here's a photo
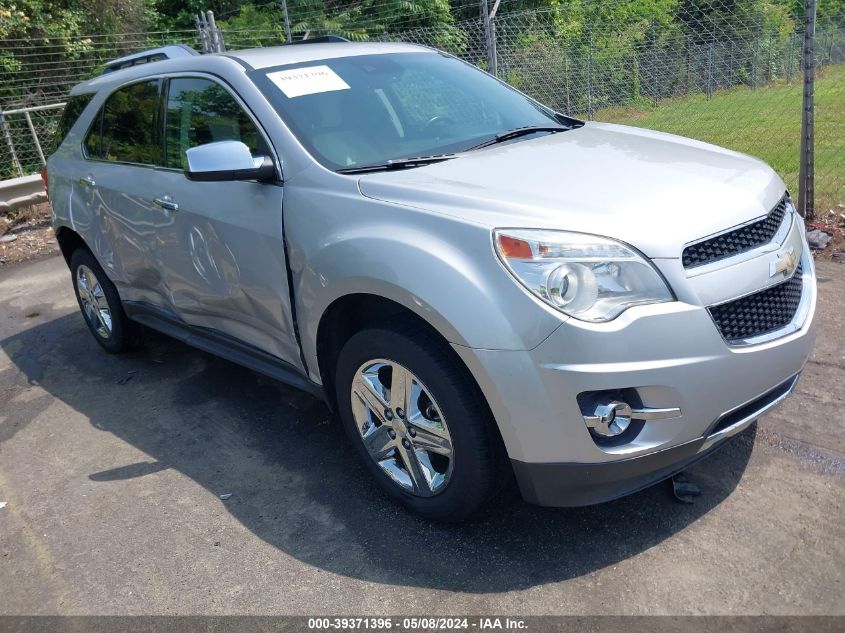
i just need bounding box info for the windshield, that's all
[251,52,564,171]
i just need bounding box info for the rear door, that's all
[148,75,301,367]
[80,79,169,305]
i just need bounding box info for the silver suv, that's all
[47,39,816,521]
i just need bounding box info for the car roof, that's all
[70,41,433,96]
[230,41,431,69]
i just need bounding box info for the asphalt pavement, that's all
[0,255,843,615]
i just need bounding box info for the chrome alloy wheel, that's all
[351,359,454,497]
[76,264,112,339]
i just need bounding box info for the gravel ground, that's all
[0,256,842,616]
[0,204,59,267]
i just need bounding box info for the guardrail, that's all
[0,102,62,211]
[0,174,46,212]
[1,102,65,179]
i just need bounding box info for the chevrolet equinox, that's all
[46,39,816,521]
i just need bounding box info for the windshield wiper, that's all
[465,125,572,151]
[335,124,574,173]
[337,154,456,174]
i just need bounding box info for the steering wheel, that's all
[421,114,456,135]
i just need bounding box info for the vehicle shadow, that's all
[0,313,755,592]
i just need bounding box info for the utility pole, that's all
[207,10,225,52]
[280,0,292,44]
[480,0,498,76]
[798,0,816,220]
[194,10,225,53]
[488,0,500,77]
[587,29,594,120]
[194,13,210,53]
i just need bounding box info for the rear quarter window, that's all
[50,94,94,154]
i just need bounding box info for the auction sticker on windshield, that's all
[267,65,351,98]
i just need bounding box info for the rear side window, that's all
[164,77,265,170]
[85,79,161,165]
[51,94,94,154]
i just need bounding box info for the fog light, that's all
[582,398,683,439]
[584,401,633,438]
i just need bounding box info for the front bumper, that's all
[511,373,798,506]
[451,241,816,507]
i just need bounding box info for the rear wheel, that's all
[70,248,140,353]
[335,322,496,521]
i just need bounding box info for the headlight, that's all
[494,229,674,322]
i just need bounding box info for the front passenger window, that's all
[165,77,266,170]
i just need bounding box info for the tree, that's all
[217,0,457,42]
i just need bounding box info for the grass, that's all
[595,64,845,214]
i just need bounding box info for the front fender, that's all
[289,196,564,383]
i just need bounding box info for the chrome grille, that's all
[708,264,803,343]
[683,196,789,269]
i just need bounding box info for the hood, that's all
[357,122,786,258]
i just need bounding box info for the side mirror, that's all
[185,140,276,182]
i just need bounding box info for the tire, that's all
[70,248,141,354]
[335,321,497,521]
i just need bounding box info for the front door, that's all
[149,75,301,368]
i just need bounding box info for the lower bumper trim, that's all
[511,436,711,507]
[701,373,798,451]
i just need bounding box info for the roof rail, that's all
[289,35,350,45]
[102,44,199,74]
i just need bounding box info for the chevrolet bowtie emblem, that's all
[770,246,798,278]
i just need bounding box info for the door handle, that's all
[153,197,179,212]
[79,176,96,187]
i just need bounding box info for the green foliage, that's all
[152,0,248,30]
[0,0,86,40]
[217,3,288,46]
[0,0,833,46]
[0,0,87,74]
[0,0,179,81]
[0,0,841,114]
[218,0,457,42]
[0,0,166,39]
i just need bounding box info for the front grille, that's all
[683,196,789,268]
[708,264,803,343]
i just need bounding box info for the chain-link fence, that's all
[1,0,843,214]
[1,103,66,179]
[0,29,197,179]
[486,7,844,215]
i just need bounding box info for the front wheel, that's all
[335,322,497,521]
